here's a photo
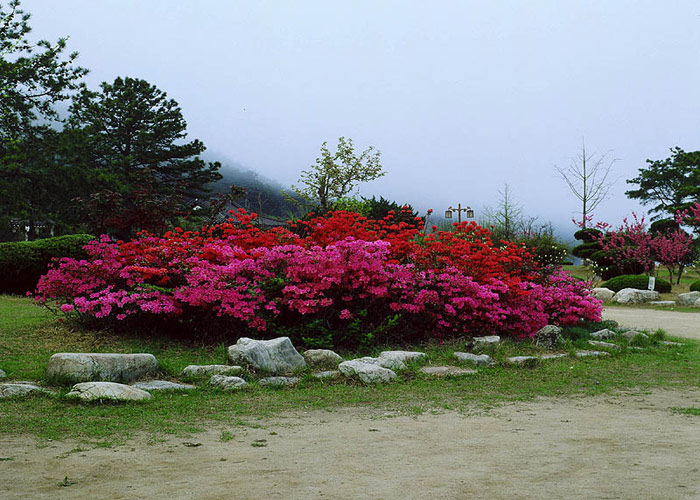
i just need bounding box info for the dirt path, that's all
[2,389,700,499]
[603,307,700,340]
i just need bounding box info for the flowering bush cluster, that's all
[36,209,601,347]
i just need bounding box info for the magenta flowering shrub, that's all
[35,214,602,347]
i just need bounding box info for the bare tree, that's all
[556,139,618,228]
[481,184,523,241]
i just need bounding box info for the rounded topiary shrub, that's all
[690,280,700,292]
[602,274,672,293]
[574,228,603,242]
[0,234,95,294]
[572,242,601,259]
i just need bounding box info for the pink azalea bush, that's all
[35,211,602,347]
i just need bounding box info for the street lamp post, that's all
[444,204,474,224]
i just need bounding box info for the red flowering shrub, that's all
[35,209,601,347]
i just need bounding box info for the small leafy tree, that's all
[292,137,384,211]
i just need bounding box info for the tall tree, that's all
[0,0,87,138]
[556,140,617,228]
[626,147,700,219]
[481,184,523,242]
[69,76,222,236]
[292,137,384,212]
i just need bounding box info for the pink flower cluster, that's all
[36,230,601,345]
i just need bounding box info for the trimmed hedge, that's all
[572,242,601,259]
[602,274,672,294]
[0,234,95,294]
[690,280,700,292]
[574,228,603,242]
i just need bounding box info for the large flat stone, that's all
[259,376,299,387]
[613,288,659,304]
[130,380,195,391]
[46,353,158,383]
[209,375,248,390]
[181,365,242,377]
[454,352,494,366]
[419,366,477,377]
[228,337,306,375]
[338,360,396,383]
[303,349,343,369]
[377,351,427,370]
[66,382,152,402]
[592,288,615,302]
[677,291,700,306]
[0,382,52,398]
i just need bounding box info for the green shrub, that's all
[574,228,603,242]
[0,234,95,294]
[602,274,672,293]
[572,242,601,259]
[690,280,700,292]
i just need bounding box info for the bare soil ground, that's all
[603,307,700,341]
[2,389,700,500]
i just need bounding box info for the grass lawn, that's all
[1,294,699,445]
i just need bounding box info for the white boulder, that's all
[228,337,306,374]
[303,349,343,369]
[677,292,700,306]
[130,380,195,391]
[454,352,494,366]
[338,360,396,383]
[209,375,248,390]
[612,288,659,304]
[592,288,615,302]
[181,365,242,377]
[66,381,152,402]
[0,382,52,398]
[46,353,158,383]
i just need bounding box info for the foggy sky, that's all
[24,1,700,237]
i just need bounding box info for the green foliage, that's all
[68,76,222,237]
[649,219,680,235]
[574,228,603,242]
[572,242,601,259]
[518,233,569,266]
[0,0,88,137]
[0,234,94,293]
[626,147,700,218]
[291,137,384,211]
[334,197,372,216]
[602,274,672,293]
[689,280,700,292]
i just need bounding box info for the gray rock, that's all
[620,330,649,341]
[303,349,343,369]
[228,337,306,375]
[209,375,248,390]
[419,366,477,377]
[575,350,610,357]
[659,341,684,346]
[46,353,158,383]
[0,369,6,379]
[677,291,700,306]
[0,382,51,398]
[454,352,494,366]
[590,328,615,340]
[592,288,615,302]
[506,356,539,365]
[377,351,427,370]
[472,335,500,346]
[311,370,341,379]
[66,382,152,402]
[540,353,568,360]
[534,325,563,349]
[259,376,300,387]
[649,301,676,306]
[613,288,659,304]
[181,365,242,377]
[338,360,396,383]
[130,380,195,391]
[588,340,621,350]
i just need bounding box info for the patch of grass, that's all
[219,430,235,442]
[672,407,700,416]
[2,295,700,442]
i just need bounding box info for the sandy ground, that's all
[603,307,700,341]
[2,389,700,500]
[2,308,699,499]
